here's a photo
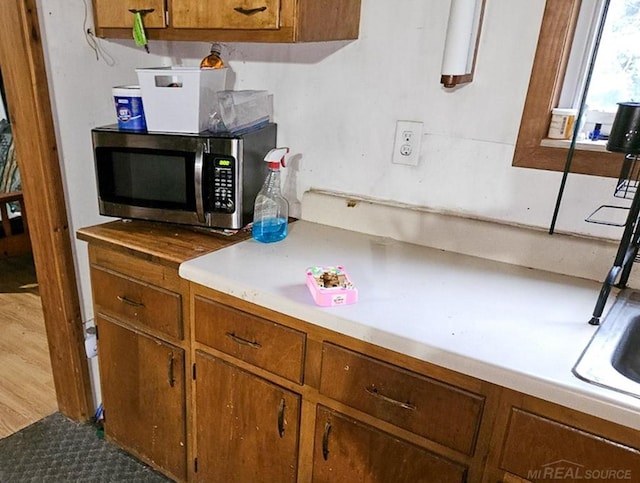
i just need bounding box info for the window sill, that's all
[540,138,608,153]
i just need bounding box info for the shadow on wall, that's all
[104,38,355,66]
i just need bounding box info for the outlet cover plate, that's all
[392,120,423,166]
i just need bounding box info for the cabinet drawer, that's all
[91,266,182,340]
[194,296,305,384]
[320,343,484,455]
[172,0,280,29]
[314,406,467,483]
[500,408,640,481]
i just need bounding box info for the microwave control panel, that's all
[211,157,236,213]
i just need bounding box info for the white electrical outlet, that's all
[392,120,423,166]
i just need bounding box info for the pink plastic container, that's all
[306,266,358,306]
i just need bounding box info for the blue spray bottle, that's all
[252,147,290,243]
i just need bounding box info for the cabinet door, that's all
[97,316,186,481]
[93,0,166,28]
[499,408,640,482]
[313,406,468,483]
[195,350,300,483]
[172,0,280,29]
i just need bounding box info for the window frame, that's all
[513,0,623,178]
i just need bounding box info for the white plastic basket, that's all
[136,67,228,133]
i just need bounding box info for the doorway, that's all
[0,68,57,437]
[0,0,92,422]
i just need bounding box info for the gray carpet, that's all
[0,412,173,482]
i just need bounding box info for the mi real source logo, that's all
[527,460,633,480]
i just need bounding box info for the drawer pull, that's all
[277,398,286,438]
[322,421,332,460]
[128,8,155,15]
[117,295,145,308]
[365,385,416,411]
[226,332,262,349]
[234,6,267,15]
[168,352,175,387]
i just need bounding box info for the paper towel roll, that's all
[441,0,485,83]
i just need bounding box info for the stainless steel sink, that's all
[612,314,640,384]
[573,289,640,399]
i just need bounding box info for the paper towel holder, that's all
[440,0,486,89]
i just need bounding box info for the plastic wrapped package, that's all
[208,90,273,134]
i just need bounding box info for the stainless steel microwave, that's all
[91,124,276,230]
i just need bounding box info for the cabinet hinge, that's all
[194,457,198,473]
[192,363,196,380]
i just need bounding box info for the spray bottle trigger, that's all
[264,147,290,167]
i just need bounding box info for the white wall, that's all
[37,0,626,323]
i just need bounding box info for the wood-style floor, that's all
[0,253,57,438]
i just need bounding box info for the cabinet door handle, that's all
[234,6,267,15]
[168,352,175,387]
[277,398,286,438]
[128,8,155,15]
[226,332,262,349]
[322,421,332,460]
[365,385,416,411]
[117,295,145,308]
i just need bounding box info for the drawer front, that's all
[92,266,182,340]
[93,0,167,29]
[320,343,484,455]
[172,0,280,29]
[500,408,640,481]
[194,296,305,384]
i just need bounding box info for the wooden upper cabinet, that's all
[93,0,167,29]
[92,0,361,42]
[172,0,281,30]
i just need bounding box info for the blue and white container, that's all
[113,85,147,131]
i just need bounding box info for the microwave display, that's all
[96,148,195,210]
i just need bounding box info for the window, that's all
[562,0,640,138]
[513,0,622,177]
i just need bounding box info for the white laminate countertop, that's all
[179,220,640,430]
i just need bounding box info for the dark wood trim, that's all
[0,0,92,420]
[513,0,623,178]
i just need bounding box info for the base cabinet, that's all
[194,350,301,482]
[97,316,187,481]
[79,221,640,483]
[313,406,468,483]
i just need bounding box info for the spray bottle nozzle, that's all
[264,147,289,168]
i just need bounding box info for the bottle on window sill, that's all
[589,123,603,141]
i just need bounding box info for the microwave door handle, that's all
[194,143,206,223]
